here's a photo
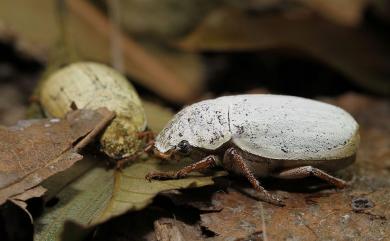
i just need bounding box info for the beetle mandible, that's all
[146,94,359,205]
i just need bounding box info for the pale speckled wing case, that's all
[156,94,359,160]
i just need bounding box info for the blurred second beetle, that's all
[39,62,148,165]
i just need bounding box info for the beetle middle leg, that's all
[145,155,217,181]
[274,166,348,188]
[223,147,284,206]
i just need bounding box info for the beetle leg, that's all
[138,130,155,142]
[145,155,217,181]
[144,140,155,153]
[139,130,156,155]
[275,166,348,188]
[224,148,284,206]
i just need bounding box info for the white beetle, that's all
[146,94,359,205]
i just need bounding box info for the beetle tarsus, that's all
[145,155,217,180]
[145,171,178,181]
[266,194,285,207]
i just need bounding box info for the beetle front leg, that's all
[145,155,217,181]
[274,166,348,188]
[138,129,155,142]
[224,148,284,206]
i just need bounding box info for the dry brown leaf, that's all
[296,0,370,26]
[118,0,221,39]
[201,188,389,241]
[11,186,47,203]
[200,191,267,240]
[178,8,390,95]
[34,157,115,241]
[94,159,225,224]
[33,157,224,241]
[0,108,114,205]
[10,186,47,222]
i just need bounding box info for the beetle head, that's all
[153,99,231,158]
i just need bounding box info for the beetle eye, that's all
[177,140,191,155]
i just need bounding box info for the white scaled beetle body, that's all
[148,94,359,206]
